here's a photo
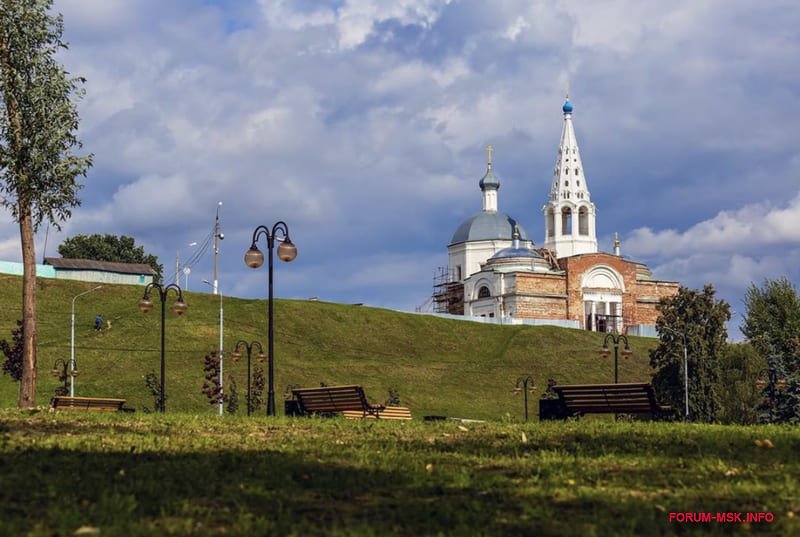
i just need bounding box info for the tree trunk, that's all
[18,205,37,408]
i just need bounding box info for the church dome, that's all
[490,245,543,260]
[450,212,528,244]
[479,168,500,190]
[562,99,573,114]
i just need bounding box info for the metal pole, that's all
[683,336,689,420]
[246,346,252,417]
[213,202,221,295]
[70,308,75,397]
[267,236,276,417]
[160,292,166,413]
[614,341,619,384]
[523,385,529,421]
[218,293,224,416]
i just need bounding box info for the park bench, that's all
[290,385,385,418]
[342,406,413,420]
[51,396,128,412]
[540,382,671,420]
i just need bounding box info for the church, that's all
[434,97,678,336]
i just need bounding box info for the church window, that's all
[579,207,589,235]
[575,168,579,175]
[547,209,555,237]
[478,286,491,299]
[565,181,569,187]
[455,265,462,281]
[565,168,569,175]
[561,207,572,235]
[577,180,580,186]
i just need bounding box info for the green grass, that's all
[0,410,797,536]
[0,276,658,418]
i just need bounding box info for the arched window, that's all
[579,206,589,235]
[478,286,491,298]
[561,207,572,235]
[547,209,555,237]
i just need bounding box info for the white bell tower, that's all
[542,96,598,258]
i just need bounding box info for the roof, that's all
[489,245,543,260]
[450,212,528,244]
[44,257,157,275]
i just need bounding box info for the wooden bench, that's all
[541,382,671,420]
[51,396,128,412]
[291,385,384,418]
[342,406,412,420]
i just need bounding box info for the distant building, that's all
[435,97,678,335]
[44,257,156,286]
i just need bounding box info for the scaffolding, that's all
[432,266,464,315]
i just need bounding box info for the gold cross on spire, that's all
[486,144,493,168]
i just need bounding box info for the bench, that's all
[342,406,412,420]
[291,385,384,418]
[540,382,671,420]
[51,396,128,412]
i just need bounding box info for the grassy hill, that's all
[0,276,659,419]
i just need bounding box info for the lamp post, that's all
[230,340,266,416]
[756,364,788,423]
[50,358,73,396]
[175,241,197,285]
[244,221,298,416]
[599,332,632,384]
[70,285,103,397]
[661,325,689,421]
[513,375,536,421]
[137,282,188,412]
[203,279,224,416]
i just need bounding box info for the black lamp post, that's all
[599,332,632,384]
[513,375,536,421]
[50,358,74,396]
[756,366,788,423]
[244,222,297,417]
[138,282,188,412]
[231,340,266,416]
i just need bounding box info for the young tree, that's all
[0,319,23,381]
[0,1,92,407]
[58,234,163,281]
[717,343,766,425]
[741,277,800,375]
[650,285,730,422]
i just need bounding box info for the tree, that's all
[0,319,22,381]
[650,285,730,422]
[0,1,92,407]
[58,233,163,281]
[201,351,224,407]
[741,277,800,375]
[717,343,766,425]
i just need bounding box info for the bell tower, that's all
[542,96,598,258]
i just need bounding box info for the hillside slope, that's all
[0,276,658,419]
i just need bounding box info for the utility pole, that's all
[213,202,223,295]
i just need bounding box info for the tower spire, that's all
[542,96,598,258]
[479,144,500,212]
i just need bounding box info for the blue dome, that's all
[490,245,543,260]
[479,168,500,190]
[562,99,573,114]
[450,212,528,244]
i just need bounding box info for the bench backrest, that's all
[292,385,372,413]
[553,383,659,414]
[51,396,126,412]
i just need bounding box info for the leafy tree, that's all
[58,233,163,281]
[741,277,800,375]
[0,1,92,407]
[0,319,22,381]
[717,343,766,425]
[650,285,730,422]
[201,351,224,407]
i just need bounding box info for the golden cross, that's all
[486,144,493,167]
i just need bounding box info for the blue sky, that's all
[2,0,799,338]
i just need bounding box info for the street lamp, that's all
[661,325,690,421]
[50,358,75,396]
[244,221,297,416]
[513,375,536,421]
[70,285,103,397]
[230,340,266,416]
[138,282,188,412]
[756,363,788,423]
[599,332,633,384]
[203,279,224,416]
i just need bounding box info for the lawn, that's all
[1,410,798,536]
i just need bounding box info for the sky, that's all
[1,0,799,339]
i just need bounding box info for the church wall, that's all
[631,280,681,325]
[509,273,568,319]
